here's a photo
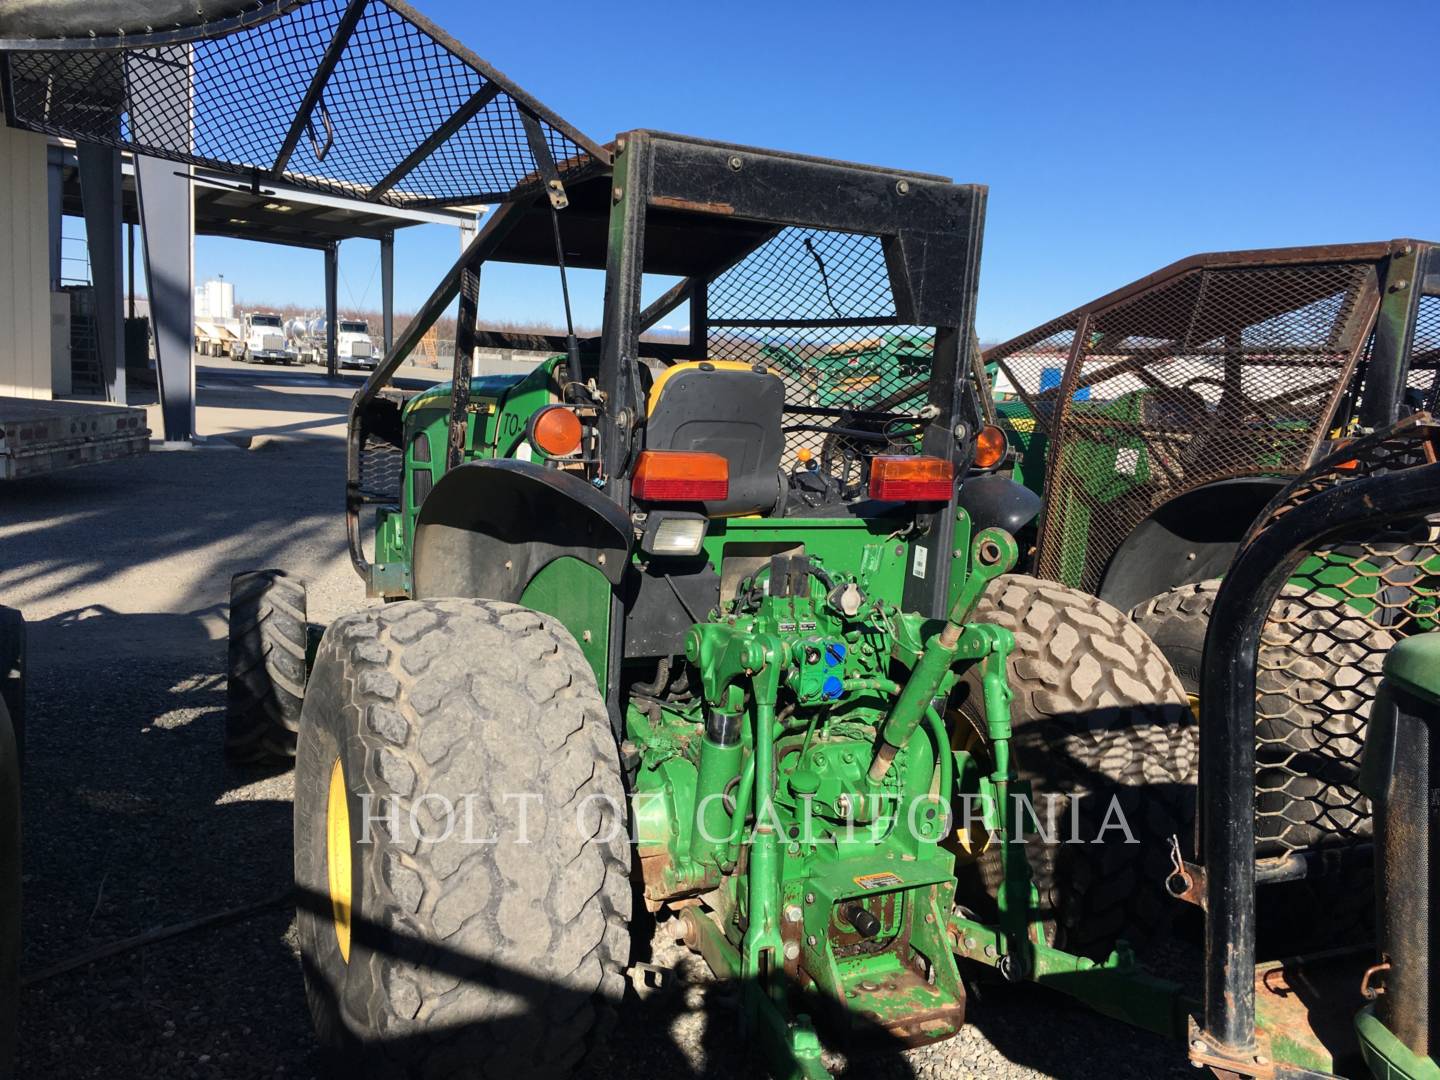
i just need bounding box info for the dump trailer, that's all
[0,396,148,480]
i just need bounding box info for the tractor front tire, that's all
[294,599,631,1079]
[0,608,24,765]
[0,697,19,1077]
[955,574,1197,959]
[226,570,308,763]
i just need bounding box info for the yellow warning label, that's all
[853,872,903,891]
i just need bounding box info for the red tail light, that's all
[632,450,729,501]
[868,455,955,502]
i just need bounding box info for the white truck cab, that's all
[336,319,378,370]
[241,312,297,364]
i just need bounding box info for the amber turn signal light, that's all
[528,405,583,457]
[973,424,1008,470]
[868,455,955,502]
[631,450,729,501]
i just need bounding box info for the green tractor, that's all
[230,131,1200,1076]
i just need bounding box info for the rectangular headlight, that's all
[642,512,708,556]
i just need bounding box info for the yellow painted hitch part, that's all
[326,757,353,963]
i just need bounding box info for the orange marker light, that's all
[973,424,1008,470]
[529,405,583,457]
[632,450,729,501]
[868,455,955,502]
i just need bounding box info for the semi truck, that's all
[237,312,296,365]
[285,316,378,370]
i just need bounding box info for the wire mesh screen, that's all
[1026,261,1377,593]
[1244,418,1440,855]
[3,0,602,207]
[358,432,403,502]
[1409,294,1440,412]
[705,228,936,491]
[985,315,1080,481]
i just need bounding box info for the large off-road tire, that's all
[0,608,24,766]
[0,697,20,1078]
[1128,580,1216,697]
[294,599,631,1079]
[954,574,1197,959]
[226,570,308,763]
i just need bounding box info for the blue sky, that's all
[194,0,1440,343]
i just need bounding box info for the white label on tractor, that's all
[912,546,928,579]
[1115,447,1140,475]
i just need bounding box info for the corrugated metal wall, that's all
[0,126,52,399]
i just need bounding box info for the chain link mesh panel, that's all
[1245,417,1440,854]
[4,0,602,207]
[705,228,937,494]
[1028,261,1377,593]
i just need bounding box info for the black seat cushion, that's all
[644,362,785,517]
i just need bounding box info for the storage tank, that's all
[195,278,234,321]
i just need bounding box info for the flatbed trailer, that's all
[0,397,149,480]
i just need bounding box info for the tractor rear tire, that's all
[1127,580,1217,697]
[0,697,20,1077]
[226,570,308,763]
[955,574,1197,959]
[0,608,24,766]
[294,599,631,1079]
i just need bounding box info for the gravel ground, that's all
[1,367,1194,1079]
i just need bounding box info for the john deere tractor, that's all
[229,131,1199,1076]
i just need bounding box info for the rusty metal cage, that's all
[987,249,1397,594]
[705,227,936,489]
[0,0,608,207]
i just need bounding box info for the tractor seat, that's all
[644,360,785,517]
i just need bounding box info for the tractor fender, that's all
[956,473,1042,535]
[1096,476,1289,613]
[412,460,632,601]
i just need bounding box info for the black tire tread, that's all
[226,570,308,762]
[960,574,1197,957]
[0,608,23,765]
[296,599,629,1079]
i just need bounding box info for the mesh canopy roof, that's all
[0,0,609,208]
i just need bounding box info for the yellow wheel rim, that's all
[1187,692,1201,721]
[326,757,353,963]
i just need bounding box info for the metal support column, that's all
[324,242,339,378]
[127,223,136,319]
[77,143,126,404]
[380,230,394,360]
[46,155,63,290]
[136,154,194,441]
[131,42,194,442]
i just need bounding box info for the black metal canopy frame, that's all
[0,0,610,209]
